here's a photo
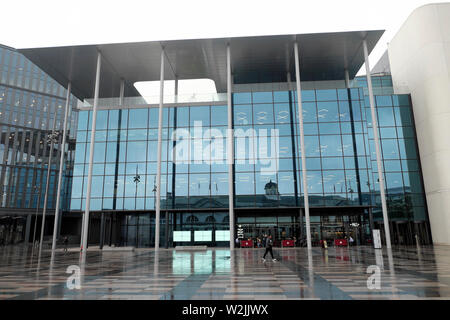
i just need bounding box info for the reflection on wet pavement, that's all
[0,245,449,300]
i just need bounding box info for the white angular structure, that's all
[388,3,450,245]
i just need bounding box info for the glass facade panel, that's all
[128,108,148,128]
[316,89,337,101]
[0,46,79,220]
[65,74,429,247]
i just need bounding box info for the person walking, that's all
[262,235,276,262]
[349,235,354,246]
[63,236,69,254]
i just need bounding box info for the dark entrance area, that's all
[76,207,432,248]
[88,210,231,248]
[374,220,432,246]
[235,207,372,247]
[0,216,26,245]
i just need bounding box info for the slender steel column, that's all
[363,39,391,248]
[81,51,102,254]
[24,214,32,244]
[165,78,178,249]
[287,72,292,91]
[299,209,304,241]
[51,82,71,252]
[107,80,125,247]
[288,72,304,242]
[99,214,105,249]
[294,42,312,250]
[155,48,165,249]
[32,186,41,247]
[39,115,58,254]
[118,80,125,105]
[174,78,178,102]
[227,44,235,249]
[344,69,350,88]
[80,208,85,249]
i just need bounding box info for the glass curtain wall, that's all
[72,105,229,212]
[71,75,430,246]
[0,45,78,245]
[0,46,78,212]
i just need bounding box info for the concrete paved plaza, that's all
[0,245,449,300]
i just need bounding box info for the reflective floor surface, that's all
[0,245,449,300]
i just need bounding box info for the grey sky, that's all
[1,0,447,77]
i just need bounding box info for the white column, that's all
[227,44,235,249]
[119,79,125,105]
[287,72,292,90]
[294,42,312,250]
[344,69,350,89]
[39,115,58,254]
[51,82,71,252]
[164,77,178,249]
[363,39,392,249]
[24,214,32,244]
[80,213,85,249]
[174,78,178,101]
[81,51,102,254]
[155,49,165,249]
[288,72,306,240]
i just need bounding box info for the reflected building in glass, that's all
[0,44,79,245]
[18,31,432,247]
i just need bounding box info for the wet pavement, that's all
[0,245,449,300]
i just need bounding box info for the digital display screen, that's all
[194,231,212,242]
[215,230,230,241]
[173,231,191,242]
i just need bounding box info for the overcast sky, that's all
[1,0,447,90]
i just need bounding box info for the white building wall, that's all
[388,3,450,245]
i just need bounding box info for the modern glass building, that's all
[0,44,78,245]
[17,30,432,248]
[68,75,430,247]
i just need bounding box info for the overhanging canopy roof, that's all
[18,30,383,101]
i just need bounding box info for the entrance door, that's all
[415,221,431,245]
[321,216,345,245]
[236,223,278,246]
[308,214,364,247]
[347,215,365,245]
[309,216,321,246]
[255,224,277,238]
[395,222,413,245]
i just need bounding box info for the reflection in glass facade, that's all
[71,106,230,212]
[0,44,79,245]
[70,75,430,247]
[172,250,231,275]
